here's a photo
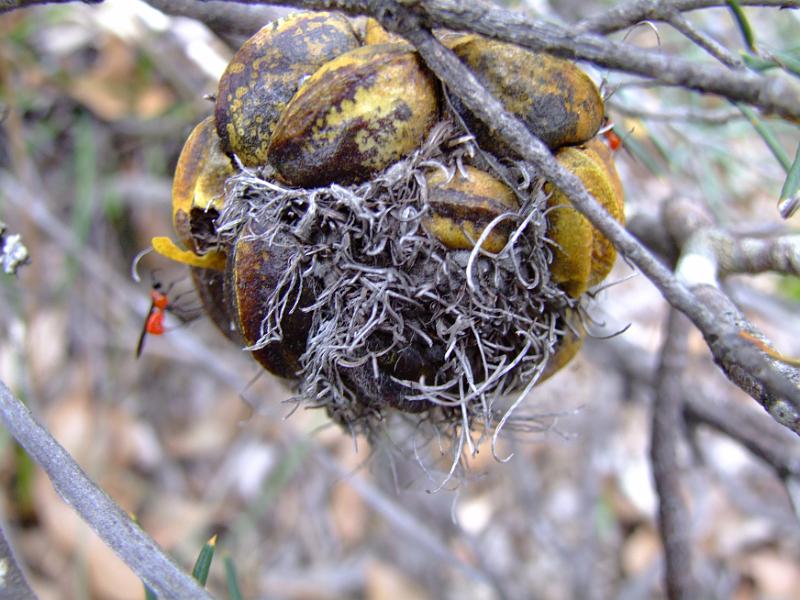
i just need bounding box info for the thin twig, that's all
[144,0,281,45]
[609,102,745,124]
[0,523,37,600]
[684,396,800,481]
[651,309,697,599]
[665,11,743,68]
[576,0,800,34]
[0,380,213,600]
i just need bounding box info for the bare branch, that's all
[684,395,800,481]
[665,12,743,68]
[651,309,697,599]
[577,0,800,35]
[0,0,100,13]
[0,380,213,600]
[144,0,282,43]
[608,102,744,124]
[0,524,36,600]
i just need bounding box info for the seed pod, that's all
[215,11,359,167]
[172,116,235,254]
[545,143,625,297]
[583,137,625,206]
[539,311,583,384]
[268,43,439,187]
[363,18,405,45]
[227,234,315,379]
[191,267,241,344]
[447,35,604,156]
[424,166,518,253]
[347,333,444,413]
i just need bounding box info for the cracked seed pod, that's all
[157,12,627,438]
[545,142,626,298]
[424,166,519,253]
[158,116,237,340]
[215,11,360,167]
[171,116,234,258]
[447,35,604,156]
[268,42,439,187]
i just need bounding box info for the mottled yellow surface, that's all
[447,35,604,155]
[546,144,625,297]
[363,18,405,45]
[268,43,438,187]
[580,138,625,287]
[424,166,518,253]
[215,11,359,166]
[171,116,234,251]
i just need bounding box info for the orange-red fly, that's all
[603,127,622,151]
[136,281,170,358]
[599,118,623,152]
[135,276,202,358]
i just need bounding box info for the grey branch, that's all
[608,102,744,124]
[0,524,36,600]
[685,394,800,481]
[0,380,213,600]
[144,0,282,44]
[664,198,800,283]
[651,309,697,600]
[665,11,743,69]
[0,0,99,13]
[576,0,800,34]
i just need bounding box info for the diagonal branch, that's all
[576,0,800,34]
[0,380,213,600]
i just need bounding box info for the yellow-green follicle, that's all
[446,35,604,156]
[545,144,625,297]
[214,11,359,166]
[171,116,235,252]
[424,166,519,253]
[268,43,438,187]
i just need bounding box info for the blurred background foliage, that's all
[0,1,799,599]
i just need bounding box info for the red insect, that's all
[603,126,622,151]
[136,282,170,358]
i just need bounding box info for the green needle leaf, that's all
[727,0,756,52]
[735,103,791,172]
[779,142,800,219]
[192,534,217,586]
[224,555,244,600]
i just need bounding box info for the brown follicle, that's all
[228,235,315,379]
[214,11,359,166]
[268,43,439,187]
